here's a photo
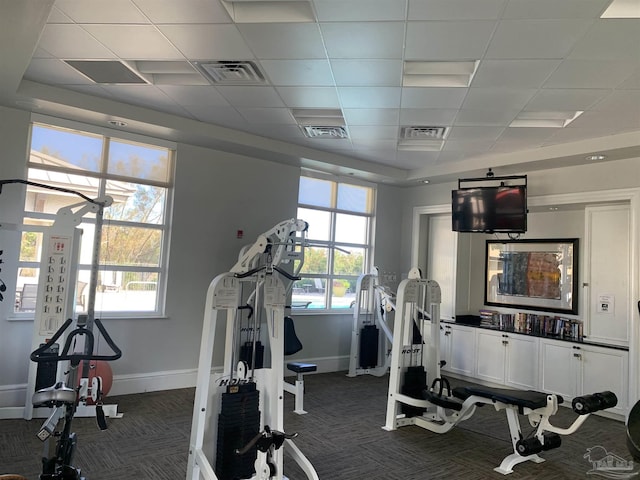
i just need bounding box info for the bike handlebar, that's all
[31,318,122,365]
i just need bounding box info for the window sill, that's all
[7,314,169,322]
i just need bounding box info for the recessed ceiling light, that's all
[108,120,127,127]
[585,154,607,161]
[601,0,640,18]
[422,180,430,184]
[510,111,583,128]
[549,207,559,211]
[403,61,479,87]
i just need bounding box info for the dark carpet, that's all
[0,372,631,479]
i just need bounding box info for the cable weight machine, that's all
[187,218,319,480]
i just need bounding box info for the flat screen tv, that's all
[452,186,527,233]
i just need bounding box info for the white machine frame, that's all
[383,276,619,475]
[187,218,319,480]
[0,195,121,421]
[348,268,421,378]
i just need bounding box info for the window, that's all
[15,121,174,317]
[293,175,375,310]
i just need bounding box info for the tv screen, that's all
[452,186,527,233]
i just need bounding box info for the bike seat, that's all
[33,382,76,407]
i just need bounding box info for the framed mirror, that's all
[485,238,579,314]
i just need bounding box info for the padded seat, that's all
[287,362,317,374]
[423,390,464,411]
[32,382,76,407]
[453,385,563,411]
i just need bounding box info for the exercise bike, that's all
[29,315,122,480]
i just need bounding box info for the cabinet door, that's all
[476,329,505,384]
[448,325,476,377]
[579,345,628,416]
[539,339,577,399]
[505,334,539,390]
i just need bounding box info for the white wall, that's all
[0,106,406,402]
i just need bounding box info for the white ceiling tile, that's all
[618,68,640,89]
[338,87,401,108]
[313,0,407,21]
[442,139,495,152]
[23,59,95,85]
[330,59,403,86]
[343,108,400,125]
[158,25,253,60]
[54,0,150,23]
[462,88,536,110]
[543,127,620,145]
[237,108,297,124]
[454,109,520,126]
[503,0,611,19]
[485,20,593,59]
[215,86,286,108]
[273,87,339,108]
[399,108,458,125]
[436,151,468,164]
[156,85,230,106]
[83,25,185,59]
[592,90,640,111]
[348,125,398,140]
[184,104,247,128]
[260,59,334,86]
[396,151,441,169]
[32,47,55,59]
[350,140,398,150]
[47,6,74,23]
[471,60,561,88]
[405,21,496,60]
[39,25,117,59]
[566,110,640,130]
[543,60,637,88]
[524,89,609,111]
[497,127,558,142]
[320,22,405,59]
[133,0,232,24]
[408,0,506,20]
[569,19,640,61]
[447,126,505,140]
[400,87,467,108]
[100,84,188,114]
[238,23,326,59]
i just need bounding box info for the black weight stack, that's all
[215,382,261,480]
[401,365,427,417]
[359,325,379,369]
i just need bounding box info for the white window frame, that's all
[296,171,376,312]
[15,115,175,319]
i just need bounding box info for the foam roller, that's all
[572,391,618,415]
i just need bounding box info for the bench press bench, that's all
[283,316,317,415]
[421,379,618,474]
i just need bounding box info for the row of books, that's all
[479,309,584,341]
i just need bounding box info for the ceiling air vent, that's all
[302,126,348,139]
[194,60,266,85]
[398,126,448,151]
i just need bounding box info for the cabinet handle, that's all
[502,340,508,346]
[573,353,582,359]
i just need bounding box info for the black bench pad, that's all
[287,362,317,374]
[452,385,563,410]
[423,390,464,411]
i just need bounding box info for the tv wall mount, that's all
[458,169,527,190]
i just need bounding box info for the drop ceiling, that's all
[1,0,639,185]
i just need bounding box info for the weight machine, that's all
[383,276,619,475]
[186,218,319,480]
[347,267,421,378]
[0,180,122,480]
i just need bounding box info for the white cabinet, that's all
[539,338,628,416]
[476,329,539,389]
[440,323,475,377]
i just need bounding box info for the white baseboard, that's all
[0,355,350,415]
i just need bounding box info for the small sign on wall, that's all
[597,294,615,314]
